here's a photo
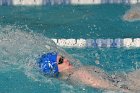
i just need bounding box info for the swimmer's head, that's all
[38,52,72,77]
[57,55,72,72]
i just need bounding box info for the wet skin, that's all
[56,55,118,90]
[56,55,140,92]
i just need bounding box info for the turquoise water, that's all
[0,4,140,93]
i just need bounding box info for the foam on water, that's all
[0,25,103,93]
[1,25,140,92]
[0,25,80,83]
[0,25,124,93]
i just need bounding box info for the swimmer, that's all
[37,52,140,92]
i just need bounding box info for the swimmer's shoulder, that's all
[58,66,104,80]
[59,66,104,77]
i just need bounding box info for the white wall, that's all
[70,0,101,5]
[0,0,2,5]
[12,0,43,5]
[1,0,139,6]
[129,0,138,4]
[0,0,12,5]
[93,0,102,4]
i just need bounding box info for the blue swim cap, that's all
[38,52,59,77]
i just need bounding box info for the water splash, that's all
[0,25,80,83]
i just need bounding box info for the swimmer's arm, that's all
[70,68,117,89]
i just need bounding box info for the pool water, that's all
[0,4,140,93]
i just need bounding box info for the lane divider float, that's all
[51,38,140,48]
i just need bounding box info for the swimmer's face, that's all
[57,55,72,72]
